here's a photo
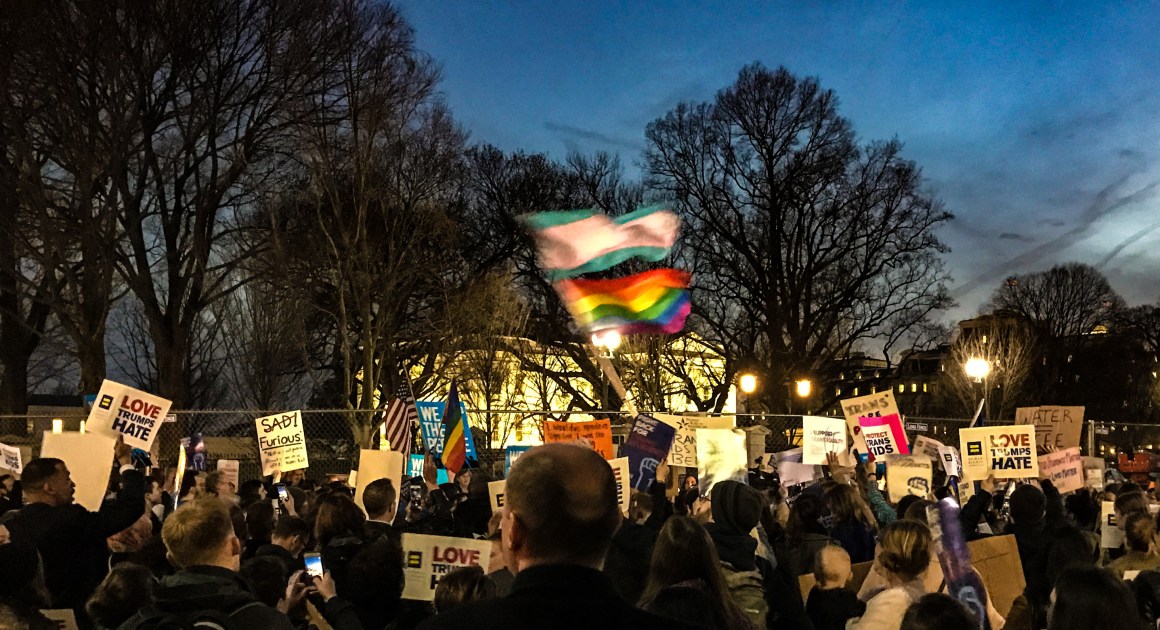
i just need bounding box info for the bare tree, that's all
[988,263,1123,338]
[938,313,1038,421]
[644,63,953,412]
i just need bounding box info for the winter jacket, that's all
[845,580,927,630]
[830,521,876,564]
[117,565,295,630]
[603,519,656,603]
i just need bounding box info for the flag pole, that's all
[969,398,985,427]
[591,345,638,417]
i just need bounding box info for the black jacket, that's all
[5,468,144,610]
[415,564,701,630]
[119,565,295,630]
[603,520,657,603]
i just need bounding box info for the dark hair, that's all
[1115,492,1149,520]
[878,521,932,582]
[630,491,655,523]
[245,500,276,543]
[786,493,828,540]
[240,555,288,608]
[1009,484,1047,524]
[238,480,266,508]
[1123,512,1155,553]
[362,478,398,519]
[1065,490,1098,529]
[178,471,199,499]
[825,483,874,529]
[1119,482,1144,496]
[85,563,154,629]
[505,445,620,565]
[273,515,311,541]
[901,593,978,630]
[313,492,366,547]
[1025,526,1098,628]
[203,471,227,496]
[639,516,745,628]
[19,458,64,491]
[344,537,405,629]
[895,495,922,521]
[433,566,496,613]
[903,499,936,524]
[1048,566,1141,630]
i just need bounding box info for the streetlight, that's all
[964,357,990,383]
[795,379,812,399]
[737,373,758,415]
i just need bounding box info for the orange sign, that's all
[543,419,615,459]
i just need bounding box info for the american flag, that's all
[381,376,418,455]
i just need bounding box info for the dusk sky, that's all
[399,2,1160,321]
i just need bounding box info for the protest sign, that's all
[543,419,614,460]
[85,379,172,451]
[608,457,631,514]
[488,480,506,513]
[959,425,1039,480]
[353,449,405,514]
[407,454,449,484]
[415,401,478,465]
[1015,406,1085,450]
[665,415,734,467]
[912,435,945,463]
[0,441,22,474]
[504,445,530,476]
[859,413,909,461]
[885,455,932,503]
[623,414,677,492]
[696,428,748,494]
[255,411,308,476]
[802,416,847,465]
[1038,447,1083,494]
[840,390,900,457]
[938,445,964,478]
[1102,501,1124,548]
[401,533,492,601]
[40,431,116,512]
[771,448,821,486]
[215,459,240,493]
[348,470,357,488]
[1083,456,1106,490]
[40,609,78,630]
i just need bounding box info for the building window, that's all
[911,383,917,393]
[853,387,859,396]
[835,388,841,397]
[871,386,877,393]
[898,384,905,394]
[922,383,929,393]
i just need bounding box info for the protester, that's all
[1048,566,1142,630]
[604,494,658,603]
[782,493,837,577]
[433,566,497,614]
[1108,512,1160,579]
[251,515,310,578]
[416,443,692,629]
[847,520,932,630]
[204,470,236,502]
[238,479,267,508]
[899,593,978,630]
[0,539,51,614]
[3,441,145,612]
[85,563,154,630]
[806,545,865,630]
[0,473,20,514]
[1005,525,1096,630]
[825,483,877,563]
[242,499,277,560]
[453,471,494,538]
[363,477,400,542]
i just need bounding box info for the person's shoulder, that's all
[415,598,510,630]
[230,600,296,629]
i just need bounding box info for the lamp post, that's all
[793,378,813,415]
[591,330,622,410]
[738,373,758,414]
[964,357,991,419]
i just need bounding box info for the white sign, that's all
[1038,447,1084,494]
[608,457,631,514]
[802,416,848,465]
[1102,501,1124,548]
[0,441,23,474]
[772,448,821,486]
[663,414,735,467]
[85,379,172,451]
[216,459,240,493]
[938,445,964,479]
[353,449,405,515]
[255,411,308,476]
[912,435,945,462]
[401,533,492,601]
[959,425,1039,480]
[885,455,932,503]
[40,431,117,512]
[40,609,78,630]
[695,428,748,494]
[488,480,506,513]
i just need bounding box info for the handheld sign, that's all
[771,448,822,487]
[939,445,964,479]
[622,414,677,491]
[1102,501,1124,548]
[1038,447,1083,494]
[415,401,478,465]
[401,533,492,601]
[695,428,748,494]
[859,413,909,461]
[85,379,172,451]
[408,455,449,484]
[1015,406,1084,450]
[353,449,405,515]
[543,419,615,460]
[488,480,506,512]
[912,435,945,463]
[665,415,734,467]
[840,390,900,457]
[255,411,309,476]
[885,455,932,503]
[959,425,1039,480]
[0,441,23,474]
[608,457,631,514]
[40,431,117,512]
[802,416,847,465]
[504,445,530,476]
[216,459,240,493]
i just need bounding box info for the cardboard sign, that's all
[960,425,1039,480]
[840,390,900,456]
[1015,406,1084,450]
[216,459,239,493]
[415,401,477,463]
[885,455,932,503]
[85,379,172,451]
[912,435,945,463]
[1038,447,1083,494]
[695,428,748,494]
[40,431,116,512]
[0,441,23,474]
[802,416,848,465]
[938,445,964,478]
[859,413,909,460]
[608,457,631,514]
[488,480,506,512]
[1083,456,1106,490]
[353,449,405,515]
[407,454,449,484]
[401,533,492,601]
[623,414,677,492]
[1102,501,1124,548]
[40,609,79,630]
[543,419,614,460]
[665,415,735,467]
[772,448,822,487]
[348,470,358,488]
[504,445,530,475]
[255,411,308,476]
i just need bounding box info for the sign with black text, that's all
[85,379,172,451]
[402,533,492,601]
[255,411,308,476]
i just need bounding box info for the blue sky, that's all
[399,1,1160,320]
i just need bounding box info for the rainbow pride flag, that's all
[523,205,680,279]
[556,269,691,335]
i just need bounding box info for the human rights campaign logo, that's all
[98,394,114,410]
[966,441,983,457]
[407,551,423,568]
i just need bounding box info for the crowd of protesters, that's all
[0,438,1159,630]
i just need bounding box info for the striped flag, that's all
[441,380,470,475]
[381,375,418,455]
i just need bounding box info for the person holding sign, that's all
[416,444,686,630]
[3,439,145,612]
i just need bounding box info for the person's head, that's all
[814,545,853,589]
[1065,490,1098,530]
[1123,511,1155,553]
[875,520,932,586]
[239,555,287,608]
[162,498,241,571]
[244,500,277,543]
[145,478,163,506]
[787,493,828,539]
[1048,566,1139,630]
[710,480,763,535]
[903,499,936,524]
[363,478,398,523]
[178,471,199,499]
[1119,482,1144,496]
[238,479,266,507]
[344,537,406,628]
[313,492,366,547]
[639,515,743,628]
[501,444,620,571]
[1114,491,1149,526]
[204,470,234,498]
[630,491,655,524]
[0,474,14,493]
[894,495,922,521]
[825,483,869,527]
[433,566,496,614]
[85,563,154,629]
[19,458,74,507]
[455,469,473,493]
[1009,484,1047,525]
[900,593,979,630]
[682,473,698,491]
[283,469,305,487]
[270,515,311,557]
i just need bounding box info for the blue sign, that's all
[623,415,677,492]
[415,401,478,465]
[505,445,531,476]
[407,454,449,484]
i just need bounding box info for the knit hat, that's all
[0,541,40,596]
[710,480,762,534]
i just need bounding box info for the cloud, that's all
[544,121,644,153]
[1097,219,1160,269]
[998,232,1035,242]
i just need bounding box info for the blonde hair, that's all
[877,520,932,582]
[162,498,235,568]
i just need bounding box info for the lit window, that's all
[922,383,929,393]
[835,388,842,397]
[898,384,905,393]
[911,383,917,393]
[853,387,859,396]
[871,386,877,394]
[982,335,988,344]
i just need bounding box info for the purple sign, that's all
[623,414,677,492]
[928,498,992,630]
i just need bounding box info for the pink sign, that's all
[858,413,910,461]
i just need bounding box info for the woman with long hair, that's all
[783,493,837,577]
[825,483,877,564]
[638,516,752,630]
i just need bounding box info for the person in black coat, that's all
[416,444,698,630]
[4,441,145,613]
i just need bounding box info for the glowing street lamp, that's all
[739,373,758,394]
[590,330,622,353]
[964,357,991,382]
[795,379,812,398]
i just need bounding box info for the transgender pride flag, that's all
[522,205,680,279]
